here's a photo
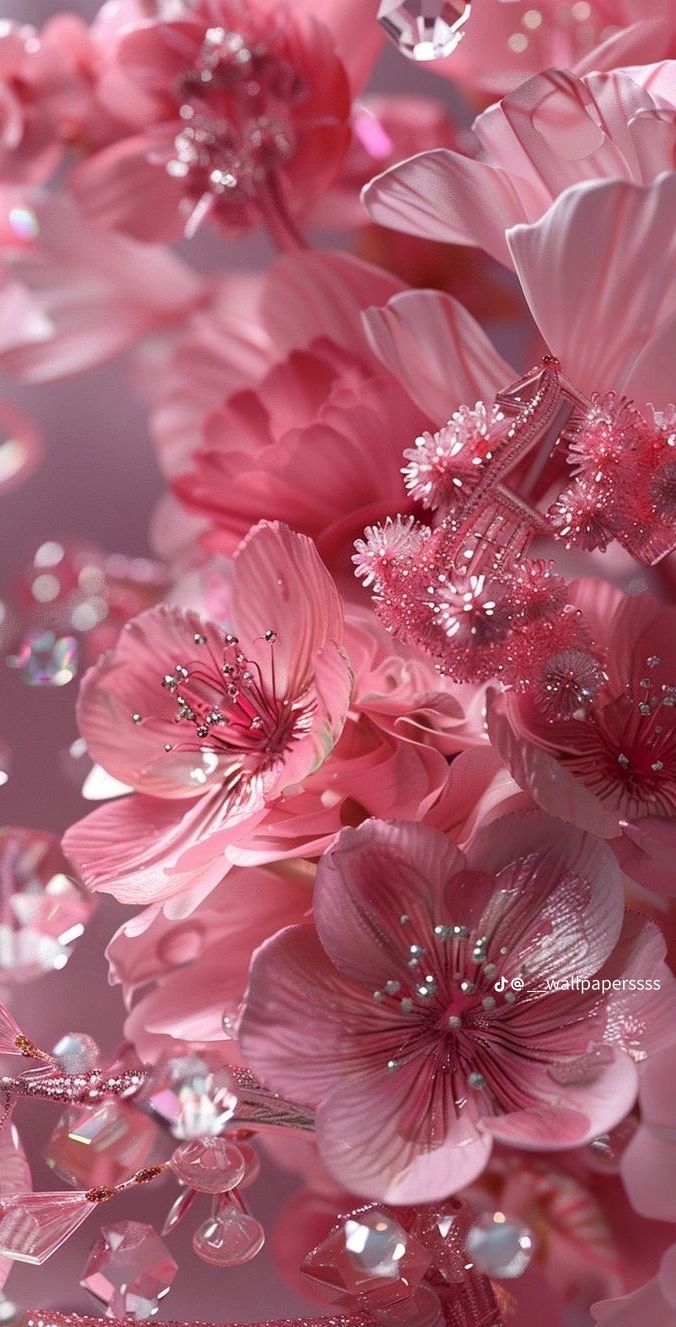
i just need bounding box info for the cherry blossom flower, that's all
[74,0,355,244]
[489,581,676,893]
[363,63,676,270]
[239,814,676,1202]
[63,521,352,904]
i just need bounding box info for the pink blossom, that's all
[239,814,675,1202]
[592,1244,676,1326]
[488,581,676,893]
[62,521,351,904]
[0,191,202,381]
[74,0,354,243]
[363,64,676,270]
[621,1043,676,1222]
[106,861,311,1062]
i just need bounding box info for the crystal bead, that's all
[372,1283,443,1326]
[6,629,78,685]
[377,0,471,60]
[234,1138,261,1188]
[0,1189,93,1264]
[302,1209,431,1309]
[46,1100,158,1189]
[81,1220,177,1319]
[52,1032,101,1074]
[465,1211,534,1279]
[0,828,93,982]
[193,1207,265,1267]
[169,1137,245,1193]
[138,1052,238,1140]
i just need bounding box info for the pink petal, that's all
[290,0,381,94]
[507,173,676,396]
[362,289,514,421]
[231,521,345,700]
[62,788,233,904]
[316,1068,492,1202]
[313,819,467,986]
[71,134,186,243]
[622,1125,676,1222]
[484,1048,638,1149]
[76,605,227,797]
[362,148,540,266]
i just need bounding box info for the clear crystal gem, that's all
[52,1031,101,1074]
[465,1211,534,1279]
[138,1052,238,1139]
[81,1220,177,1318]
[193,1207,265,1267]
[372,1283,443,1326]
[0,827,93,982]
[7,629,78,685]
[0,1189,93,1264]
[169,1137,245,1193]
[377,0,471,60]
[234,1138,261,1188]
[302,1209,431,1309]
[585,1117,638,1174]
[46,1100,158,1189]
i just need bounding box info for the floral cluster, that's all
[0,2,676,1325]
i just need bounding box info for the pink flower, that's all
[593,1244,676,1326]
[363,64,676,271]
[0,191,202,381]
[62,521,351,904]
[239,814,674,1202]
[621,1043,676,1222]
[488,581,676,893]
[426,0,676,98]
[106,861,311,1062]
[73,0,353,243]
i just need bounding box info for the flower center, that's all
[163,22,304,229]
[158,629,314,784]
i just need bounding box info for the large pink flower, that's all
[363,63,676,270]
[239,814,675,1203]
[621,1043,676,1222]
[489,581,676,893]
[62,521,351,904]
[73,0,353,243]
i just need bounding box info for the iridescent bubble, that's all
[0,402,42,495]
[7,630,78,686]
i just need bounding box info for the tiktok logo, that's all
[494,975,508,992]
[494,974,526,992]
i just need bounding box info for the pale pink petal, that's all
[362,289,514,422]
[71,134,186,243]
[62,788,232,904]
[622,1124,676,1222]
[231,521,345,700]
[316,1069,492,1203]
[592,1275,676,1327]
[76,605,227,797]
[507,173,676,395]
[290,0,382,94]
[484,1047,638,1149]
[313,819,467,986]
[261,251,404,364]
[362,148,542,266]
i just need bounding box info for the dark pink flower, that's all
[74,0,353,243]
[240,814,674,1202]
[489,581,676,893]
[63,521,351,904]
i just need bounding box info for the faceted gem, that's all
[585,1117,639,1174]
[51,1032,101,1074]
[169,1137,245,1193]
[0,1189,93,1264]
[377,0,472,60]
[0,828,93,982]
[6,629,78,686]
[193,1207,265,1267]
[138,1052,238,1140]
[371,1283,443,1326]
[465,1212,535,1279]
[81,1220,177,1319]
[46,1100,158,1189]
[302,1209,431,1309]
